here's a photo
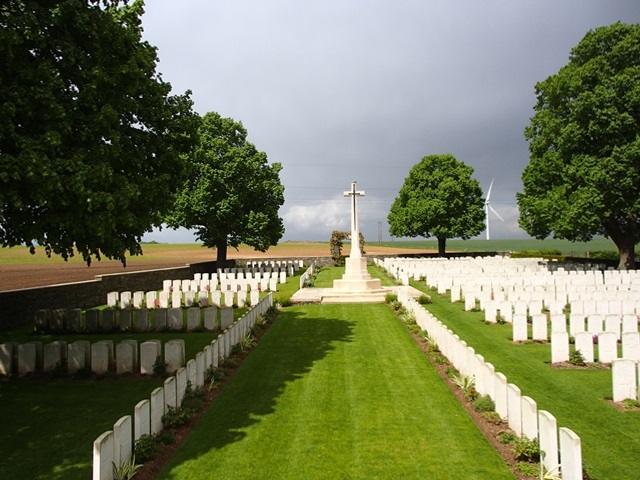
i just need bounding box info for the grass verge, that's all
[156,304,514,479]
[410,282,640,480]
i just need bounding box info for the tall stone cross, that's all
[344,181,365,259]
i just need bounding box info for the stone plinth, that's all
[332,257,382,292]
[318,257,388,303]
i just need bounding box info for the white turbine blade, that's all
[489,205,504,222]
[486,178,494,203]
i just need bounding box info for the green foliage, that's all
[162,405,195,429]
[388,154,486,254]
[152,355,168,378]
[0,0,199,265]
[221,357,238,369]
[166,111,285,264]
[385,293,398,304]
[510,249,563,258]
[450,372,478,400]
[418,294,432,305]
[330,231,365,265]
[500,432,517,444]
[472,395,495,413]
[569,349,587,366]
[515,461,539,476]
[621,398,640,410]
[518,22,640,269]
[112,455,143,480]
[512,436,542,463]
[481,411,503,425]
[240,334,258,352]
[156,429,175,446]
[588,250,620,261]
[134,434,161,463]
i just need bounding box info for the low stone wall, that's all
[0,261,219,331]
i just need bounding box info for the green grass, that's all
[0,376,165,479]
[381,237,624,255]
[156,304,514,479]
[411,282,640,480]
[0,276,300,479]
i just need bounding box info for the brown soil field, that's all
[0,243,428,291]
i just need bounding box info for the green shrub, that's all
[516,461,539,476]
[588,250,619,261]
[500,432,517,444]
[134,434,161,462]
[385,293,398,304]
[481,411,503,424]
[73,366,92,379]
[418,294,431,304]
[445,366,459,379]
[153,355,168,378]
[112,455,143,480]
[569,349,586,366]
[512,436,542,462]
[205,365,226,384]
[472,395,495,413]
[157,429,175,445]
[162,405,194,428]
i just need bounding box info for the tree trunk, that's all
[437,237,446,256]
[616,238,636,270]
[216,240,228,268]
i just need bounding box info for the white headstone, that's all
[551,332,569,363]
[140,340,161,375]
[164,339,185,374]
[612,359,638,402]
[134,399,150,441]
[574,332,595,363]
[92,430,114,480]
[538,410,559,475]
[559,427,582,480]
[597,331,618,363]
[507,383,522,436]
[621,332,640,361]
[150,387,164,434]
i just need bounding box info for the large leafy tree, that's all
[0,0,199,265]
[518,22,640,269]
[167,112,285,265]
[388,154,485,254]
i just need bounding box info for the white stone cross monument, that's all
[331,181,383,296]
[345,181,364,258]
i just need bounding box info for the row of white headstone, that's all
[2,308,237,376]
[162,272,287,294]
[92,293,274,480]
[396,288,582,479]
[107,287,265,310]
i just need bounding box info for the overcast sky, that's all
[139,1,640,244]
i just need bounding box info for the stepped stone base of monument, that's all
[316,256,388,303]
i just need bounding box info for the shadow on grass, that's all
[160,307,355,475]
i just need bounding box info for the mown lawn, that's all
[0,279,297,480]
[411,282,640,480]
[156,304,514,479]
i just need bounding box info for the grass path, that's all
[414,283,640,480]
[157,304,514,479]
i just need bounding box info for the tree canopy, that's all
[388,153,485,254]
[517,22,640,269]
[0,0,199,265]
[167,112,285,265]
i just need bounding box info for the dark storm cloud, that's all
[140,0,640,243]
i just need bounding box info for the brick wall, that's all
[0,261,219,331]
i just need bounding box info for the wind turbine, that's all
[485,179,504,240]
